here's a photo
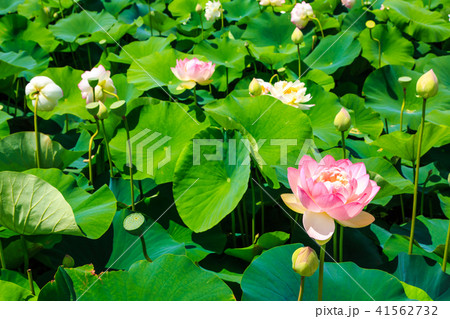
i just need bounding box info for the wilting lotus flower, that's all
[291,1,314,29]
[205,0,223,22]
[341,0,355,9]
[260,0,286,6]
[171,58,215,90]
[281,155,379,244]
[269,80,314,110]
[25,76,63,111]
[78,65,116,104]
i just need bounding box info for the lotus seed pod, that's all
[97,101,109,120]
[292,247,319,277]
[398,76,412,89]
[334,107,352,132]
[123,212,146,236]
[62,254,75,268]
[88,78,99,89]
[110,100,127,118]
[291,28,304,45]
[86,102,100,117]
[249,78,262,96]
[365,20,376,29]
[195,4,202,13]
[416,69,438,99]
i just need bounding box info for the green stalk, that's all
[124,116,135,211]
[408,99,427,255]
[420,171,432,216]
[296,44,301,78]
[225,68,229,95]
[399,88,407,131]
[298,276,305,301]
[250,177,256,242]
[312,17,324,38]
[27,270,35,295]
[88,120,99,186]
[193,85,198,107]
[0,239,6,269]
[369,28,381,68]
[65,114,69,133]
[443,221,450,272]
[101,119,114,178]
[140,236,152,263]
[199,12,204,40]
[237,204,245,246]
[341,131,346,159]
[242,200,249,246]
[385,118,389,134]
[33,95,41,169]
[318,245,326,301]
[255,170,265,234]
[87,44,92,69]
[21,235,29,274]
[339,225,344,262]
[58,0,65,18]
[231,210,237,248]
[333,228,338,261]
[400,194,406,223]
[221,7,224,29]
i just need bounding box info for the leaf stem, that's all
[225,68,229,96]
[21,235,29,274]
[341,131,346,159]
[34,95,41,169]
[102,89,120,101]
[101,119,114,178]
[333,227,338,261]
[369,29,381,68]
[298,276,305,301]
[408,98,427,255]
[250,176,256,242]
[27,269,35,295]
[312,17,324,38]
[318,244,326,301]
[237,204,245,246]
[140,236,152,262]
[339,225,344,262]
[399,88,406,131]
[199,12,204,40]
[231,210,237,248]
[443,220,450,273]
[124,116,135,211]
[193,85,198,107]
[255,169,265,234]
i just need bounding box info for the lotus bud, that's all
[53,12,59,18]
[88,78,99,89]
[398,76,412,89]
[334,107,352,132]
[0,104,3,111]
[62,254,75,268]
[123,212,146,236]
[249,78,262,96]
[86,102,100,117]
[291,28,304,45]
[110,100,127,118]
[97,101,109,120]
[416,69,438,99]
[195,4,203,13]
[292,247,319,277]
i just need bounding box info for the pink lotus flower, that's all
[341,0,355,9]
[281,155,379,244]
[171,58,215,90]
[78,65,116,104]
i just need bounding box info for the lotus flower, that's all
[25,76,63,112]
[260,0,286,6]
[205,0,223,22]
[341,0,355,9]
[171,58,215,90]
[281,155,379,244]
[291,1,314,29]
[269,80,314,110]
[78,65,116,104]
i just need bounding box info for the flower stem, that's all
[408,98,427,255]
[312,18,324,38]
[255,169,265,234]
[333,228,338,261]
[298,276,305,301]
[221,7,224,29]
[199,12,204,40]
[242,200,249,246]
[400,194,405,223]
[88,120,100,186]
[339,225,344,262]
[27,269,35,295]
[124,116,136,212]
[250,177,256,242]
[101,119,114,178]
[21,235,28,274]
[225,68,229,95]
[318,244,326,301]
[34,95,41,168]
[399,88,406,131]
[102,89,120,101]
[296,44,302,79]
[65,114,69,133]
[193,85,198,107]
[0,239,6,269]
[341,131,346,159]
[369,29,381,68]
[442,220,450,272]
[140,236,152,262]
[231,210,237,248]
[237,204,245,246]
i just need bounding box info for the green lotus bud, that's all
[123,212,146,236]
[291,28,304,45]
[0,104,3,111]
[97,101,109,120]
[62,254,75,268]
[195,4,202,13]
[86,102,100,117]
[249,78,262,96]
[292,247,319,277]
[365,20,376,29]
[416,69,438,99]
[110,100,127,118]
[334,107,352,132]
[53,12,58,18]
[398,76,412,89]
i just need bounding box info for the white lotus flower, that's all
[260,0,286,6]
[291,1,314,29]
[205,0,223,22]
[78,65,116,104]
[269,80,314,109]
[25,76,63,112]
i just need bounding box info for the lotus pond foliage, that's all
[0,0,449,302]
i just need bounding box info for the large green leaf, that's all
[304,32,361,74]
[25,169,117,239]
[0,51,36,80]
[241,244,409,301]
[0,0,24,15]
[359,23,415,69]
[0,269,39,301]
[383,0,450,43]
[0,132,85,172]
[109,98,208,183]
[173,128,251,233]
[106,211,185,270]
[0,171,82,236]
[363,65,450,130]
[43,255,235,300]
[204,95,313,188]
[194,37,247,72]
[0,110,11,139]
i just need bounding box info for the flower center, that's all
[315,167,349,189]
